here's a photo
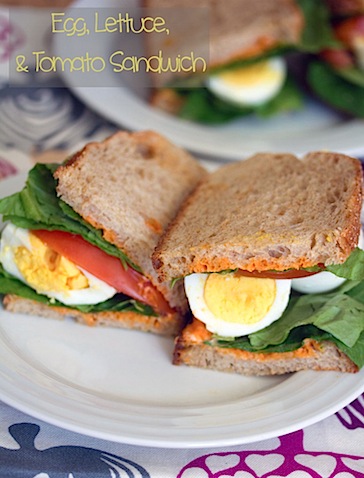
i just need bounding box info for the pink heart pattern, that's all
[245,454,284,477]
[176,430,364,478]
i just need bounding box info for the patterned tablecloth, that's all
[0,4,364,478]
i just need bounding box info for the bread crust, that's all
[153,152,363,281]
[3,294,185,336]
[173,318,359,375]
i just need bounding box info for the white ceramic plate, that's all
[1,174,364,448]
[51,0,364,161]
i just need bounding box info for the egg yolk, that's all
[204,273,276,324]
[215,61,282,87]
[13,233,88,293]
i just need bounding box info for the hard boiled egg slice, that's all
[206,57,286,107]
[292,229,364,294]
[0,223,117,306]
[184,272,291,337]
[291,270,346,295]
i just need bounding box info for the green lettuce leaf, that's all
[213,281,364,367]
[296,0,340,52]
[177,76,303,124]
[327,248,364,280]
[307,61,364,118]
[0,163,140,271]
[214,325,331,353]
[337,67,364,88]
[255,75,304,117]
[250,281,364,348]
[178,88,252,124]
[333,332,364,369]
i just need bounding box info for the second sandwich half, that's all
[153,151,364,374]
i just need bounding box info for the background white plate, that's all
[51,0,364,161]
[1,174,364,448]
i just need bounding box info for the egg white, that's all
[0,223,117,306]
[206,57,286,107]
[292,229,364,294]
[184,272,292,337]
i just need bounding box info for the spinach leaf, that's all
[255,76,304,117]
[337,67,364,88]
[177,76,303,124]
[332,332,364,369]
[214,325,331,353]
[178,88,253,124]
[327,248,364,280]
[296,0,340,52]
[212,280,364,367]
[307,61,364,117]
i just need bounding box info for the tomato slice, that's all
[319,16,364,69]
[335,15,364,48]
[235,268,323,280]
[32,230,173,315]
[320,48,355,69]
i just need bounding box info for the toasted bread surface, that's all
[173,318,359,375]
[54,130,207,312]
[154,152,363,281]
[3,294,185,336]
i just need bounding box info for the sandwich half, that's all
[0,130,206,335]
[146,0,338,123]
[146,0,305,123]
[153,151,364,374]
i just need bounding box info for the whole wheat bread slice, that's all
[173,318,359,375]
[55,130,207,314]
[3,295,184,336]
[153,151,363,281]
